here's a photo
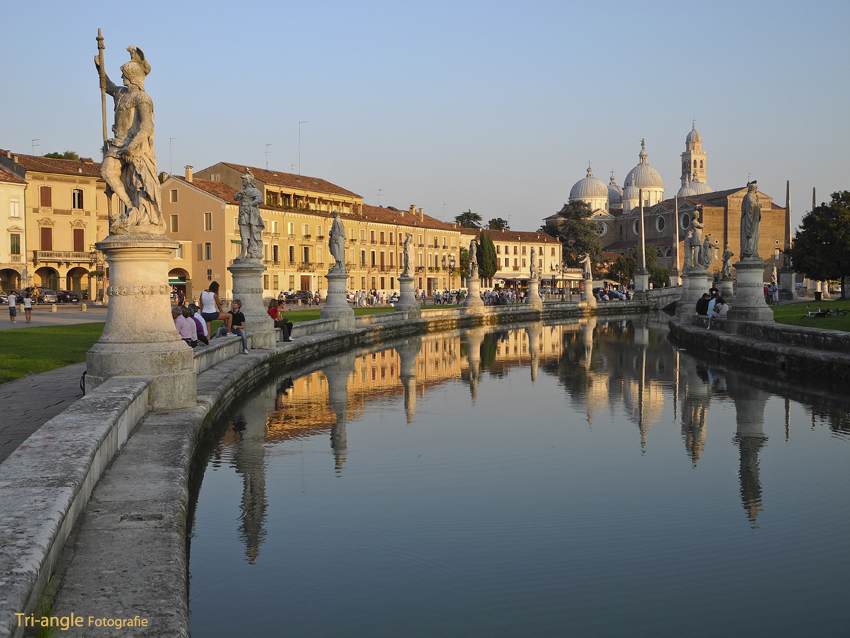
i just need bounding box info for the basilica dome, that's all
[677,182,697,198]
[689,174,712,195]
[624,145,665,190]
[608,174,623,206]
[686,124,702,144]
[570,167,609,200]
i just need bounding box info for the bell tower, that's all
[681,122,707,187]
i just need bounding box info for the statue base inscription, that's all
[727,259,775,329]
[85,234,195,409]
[320,271,355,329]
[228,259,275,349]
[394,276,421,316]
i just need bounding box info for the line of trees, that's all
[789,191,850,300]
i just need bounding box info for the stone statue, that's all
[578,253,592,280]
[95,45,165,235]
[771,264,777,284]
[530,247,539,280]
[741,181,761,259]
[721,244,734,278]
[328,211,346,274]
[468,239,478,277]
[685,216,704,269]
[234,169,264,260]
[401,233,413,277]
[701,237,713,268]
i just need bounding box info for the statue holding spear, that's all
[94,31,165,235]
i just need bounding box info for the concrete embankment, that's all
[1,300,648,638]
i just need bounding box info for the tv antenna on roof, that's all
[32,139,40,156]
[265,144,272,170]
[378,188,385,206]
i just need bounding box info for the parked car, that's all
[38,289,59,304]
[0,292,7,305]
[57,291,80,303]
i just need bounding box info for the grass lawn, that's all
[0,323,105,384]
[773,299,850,332]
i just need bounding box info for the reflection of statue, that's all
[701,237,713,268]
[741,181,761,259]
[402,233,413,277]
[530,247,539,280]
[578,253,592,279]
[234,169,264,260]
[469,239,478,277]
[96,45,165,234]
[722,244,734,278]
[328,211,346,273]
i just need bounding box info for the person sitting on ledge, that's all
[707,296,729,330]
[188,303,208,345]
[695,293,710,316]
[173,305,197,347]
[216,299,249,354]
[200,281,231,338]
[268,299,293,342]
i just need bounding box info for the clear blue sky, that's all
[4,0,848,231]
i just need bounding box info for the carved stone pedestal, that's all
[86,234,196,409]
[320,271,355,329]
[728,259,774,328]
[462,275,485,312]
[394,275,421,317]
[720,276,735,304]
[228,259,275,349]
[676,268,711,318]
[779,269,795,300]
[634,268,650,295]
[526,278,543,309]
[581,277,596,308]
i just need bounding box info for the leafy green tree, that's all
[488,217,509,231]
[608,253,637,285]
[477,232,498,284]
[788,191,850,299]
[44,150,80,160]
[455,210,483,228]
[458,245,470,279]
[542,201,602,268]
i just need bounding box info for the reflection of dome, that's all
[686,124,702,144]
[689,173,712,194]
[625,145,665,189]
[608,174,623,205]
[570,167,609,199]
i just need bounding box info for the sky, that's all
[3,0,848,232]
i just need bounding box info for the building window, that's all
[550,247,555,256]
[169,189,178,203]
[204,242,211,260]
[287,222,295,236]
[633,220,640,235]
[680,213,691,230]
[289,275,295,289]
[10,198,20,218]
[504,257,509,267]
[273,275,279,289]
[360,250,366,267]
[263,274,269,290]
[656,216,665,233]
[170,215,179,233]
[272,245,279,263]
[40,186,52,207]
[513,246,517,255]
[289,245,295,263]
[175,243,183,259]
[204,212,212,231]
[73,228,85,253]
[496,245,501,254]
[10,234,20,255]
[271,220,279,234]
[303,224,310,237]
[40,227,53,251]
[72,189,84,209]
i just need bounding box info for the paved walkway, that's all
[0,303,107,331]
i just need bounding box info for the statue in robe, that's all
[468,239,478,278]
[740,181,761,259]
[701,237,714,268]
[530,247,539,280]
[96,45,165,234]
[401,233,413,277]
[328,211,346,274]
[721,244,734,278]
[578,253,592,280]
[234,169,265,260]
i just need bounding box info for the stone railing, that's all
[33,251,91,262]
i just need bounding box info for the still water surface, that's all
[189,317,850,637]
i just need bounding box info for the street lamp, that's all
[89,248,106,302]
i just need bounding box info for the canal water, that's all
[188,316,850,637]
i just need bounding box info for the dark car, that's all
[57,291,80,303]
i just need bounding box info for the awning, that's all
[168,278,186,285]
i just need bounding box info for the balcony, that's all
[416,266,425,273]
[316,262,325,269]
[370,239,378,245]
[288,234,296,239]
[34,251,91,263]
[389,241,395,246]
[297,262,316,272]
[379,241,387,245]
[512,266,521,272]
[303,234,312,239]
[417,243,424,248]
[271,232,280,239]
[316,235,324,241]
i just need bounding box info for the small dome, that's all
[624,142,664,189]
[677,183,697,198]
[608,174,623,205]
[689,173,712,194]
[622,180,640,202]
[686,123,701,144]
[570,167,609,200]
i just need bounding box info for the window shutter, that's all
[41,227,53,251]
[73,228,85,253]
[41,186,52,207]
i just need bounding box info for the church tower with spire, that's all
[681,122,707,188]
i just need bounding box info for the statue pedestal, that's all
[676,268,712,318]
[463,275,484,312]
[581,277,596,308]
[779,269,795,300]
[228,259,275,349]
[728,260,774,328]
[320,271,355,329]
[720,276,735,303]
[394,275,421,317]
[633,268,650,302]
[86,234,195,409]
[668,271,681,288]
[526,278,543,309]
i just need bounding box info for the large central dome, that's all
[624,143,664,189]
[570,167,609,199]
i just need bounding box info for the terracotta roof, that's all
[358,204,461,232]
[0,150,101,178]
[219,163,361,199]
[460,228,560,244]
[0,167,26,185]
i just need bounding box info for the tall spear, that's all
[96,29,107,144]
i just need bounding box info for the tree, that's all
[458,245,470,279]
[477,233,498,284]
[542,201,602,267]
[44,150,80,160]
[788,191,850,299]
[644,246,669,288]
[455,210,482,228]
[488,218,509,231]
[608,254,637,285]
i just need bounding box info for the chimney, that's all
[5,151,10,159]
[185,165,193,183]
[409,205,416,217]
[417,207,424,221]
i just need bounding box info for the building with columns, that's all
[0,166,28,291]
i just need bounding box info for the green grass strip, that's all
[772,299,850,332]
[0,323,105,384]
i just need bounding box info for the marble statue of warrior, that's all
[96,46,165,234]
[234,169,264,260]
[740,181,761,259]
[578,253,592,280]
[328,211,346,273]
[402,233,413,277]
[701,237,713,268]
[468,239,478,277]
[686,217,704,268]
[530,247,539,280]
[721,244,734,278]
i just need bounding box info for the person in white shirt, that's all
[8,292,17,323]
[23,292,32,323]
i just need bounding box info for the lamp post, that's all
[89,248,106,303]
[449,255,456,293]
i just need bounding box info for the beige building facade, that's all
[0,167,28,291]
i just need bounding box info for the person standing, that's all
[23,292,32,323]
[8,291,17,323]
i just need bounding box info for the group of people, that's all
[171,281,248,353]
[7,290,34,324]
[765,282,780,305]
[595,288,634,301]
[354,289,395,307]
[695,287,729,329]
